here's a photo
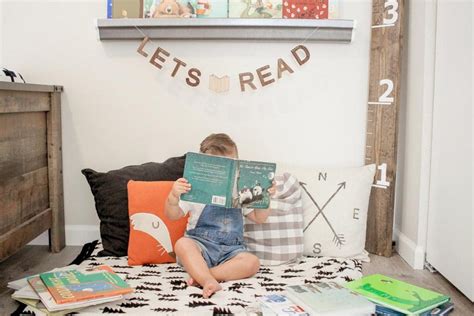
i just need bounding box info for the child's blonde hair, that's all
[200,133,238,156]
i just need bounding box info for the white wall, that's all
[395,0,473,274]
[425,0,472,300]
[2,1,372,245]
[394,0,437,269]
[0,0,3,64]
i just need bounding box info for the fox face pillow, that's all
[127,181,188,265]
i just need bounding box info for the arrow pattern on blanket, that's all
[300,182,346,248]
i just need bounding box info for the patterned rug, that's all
[24,241,362,315]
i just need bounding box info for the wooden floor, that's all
[0,246,472,315]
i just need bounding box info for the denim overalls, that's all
[185,204,247,268]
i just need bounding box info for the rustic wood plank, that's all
[0,90,51,113]
[0,112,48,183]
[0,82,62,93]
[365,0,405,256]
[0,209,52,262]
[0,167,49,236]
[47,91,65,253]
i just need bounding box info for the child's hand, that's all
[172,178,191,199]
[267,181,277,197]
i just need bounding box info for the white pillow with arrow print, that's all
[279,164,376,261]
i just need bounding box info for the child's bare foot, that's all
[187,277,196,287]
[202,279,222,298]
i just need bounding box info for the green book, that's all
[181,152,276,209]
[39,266,132,304]
[344,274,450,315]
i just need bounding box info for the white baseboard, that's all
[394,228,425,269]
[28,225,100,246]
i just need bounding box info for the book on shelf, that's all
[345,274,450,315]
[181,152,276,209]
[285,283,375,315]
[38,265,132,305]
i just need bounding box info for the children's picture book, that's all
[7,264,80,291]
[229,0,283,18]
[27,275,123,312]
[181,152,276,209]
[144,0,196,18]
[345,274,450,315]
[259,294,310,316]
[191,0,229,18]
[375,302,454,316]
[285,283,375,315]
[111,0,143,18]
[282,0,329,19]
[39,266,132,304]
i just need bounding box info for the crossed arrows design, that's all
[300,181,346,248]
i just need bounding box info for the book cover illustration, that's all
[191,0,228,18]
[229,0,283,19]
[282,0,328,19]
[39,266,132,304]
[181,152,276,209]
[237,159,275,209]
[345,274,450,315]
[259,294,310,316]
[111,0,143,18]
[144,0,196,18]
[285,283,375,315]
[27,275,122,312]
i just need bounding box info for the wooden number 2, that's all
[384,0,399,25]
[379,79,394,103]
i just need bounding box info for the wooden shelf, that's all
[96,18,355,42]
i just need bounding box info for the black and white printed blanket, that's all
[23,241,362,315]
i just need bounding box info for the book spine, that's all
[228,160,238,208]
[107,0,113,18]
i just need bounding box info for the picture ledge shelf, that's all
[96,18,355,42]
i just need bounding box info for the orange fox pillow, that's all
[127,181,188,265]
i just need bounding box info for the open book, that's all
[181,152,276,209]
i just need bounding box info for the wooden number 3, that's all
[384,0,399,25]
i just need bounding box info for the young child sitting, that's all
[164,133,275,298]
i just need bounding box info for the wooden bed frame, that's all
[0,82,65,262]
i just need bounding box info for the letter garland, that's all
[134,25,320,93]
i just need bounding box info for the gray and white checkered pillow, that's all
[244,173,304,266]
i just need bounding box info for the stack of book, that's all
[345,274,453,316]
[9,265,133,315]
[258,274,453,316]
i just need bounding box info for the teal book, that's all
[181,152,276,209]
[345,274,450,315]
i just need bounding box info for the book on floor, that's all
[28,274,124,312]
[7,264,80,291]
[181,152,276,209]
[259,294,310,316]
[345,274,450,315]
[375,301,454,316]
[285,283,376,315]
